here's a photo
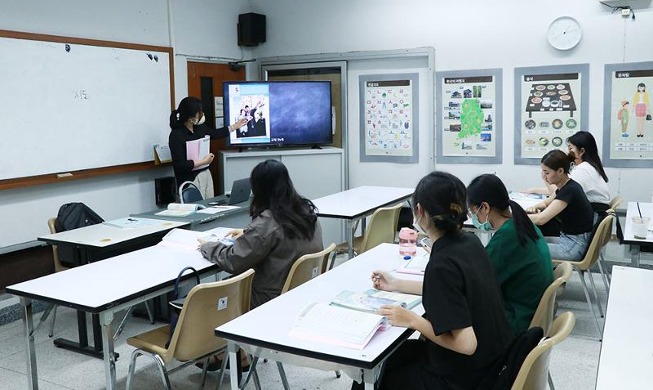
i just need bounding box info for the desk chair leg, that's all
[113,306,135,340]
[548,372,555,390]
[216,353,229,390]
[598,252,611,288]
[276,361,290,390]
[587,269,605,317]
[577,269,603,339]
[239,356,259,390]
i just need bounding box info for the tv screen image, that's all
[224,81,333,147]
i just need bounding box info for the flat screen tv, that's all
[223,80,333,148]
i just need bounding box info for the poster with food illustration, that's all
[435,69,502,163]
[602,62,653,168]
[359,73,419,163]
[514,64,589,165]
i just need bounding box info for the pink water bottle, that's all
[398,227,418,257]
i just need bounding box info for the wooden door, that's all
[187,61,245,194]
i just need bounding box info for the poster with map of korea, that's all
[359,73,419,163]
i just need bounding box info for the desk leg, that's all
[346,220,355,259]
[53,310,104,359]
[100,311,117,390]
[21,298,39,390]
[227,342,240,390]
[630,244,641,268]
[362,368,376,390]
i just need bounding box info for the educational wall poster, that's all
[359,73,419,163]
[603,62,653,168]
[435,69,502,163]
[514,64,589,165]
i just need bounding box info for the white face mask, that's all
[196,114,206,125]
[413,214,427,235]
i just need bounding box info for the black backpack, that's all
[54,202,104,267]
[477,327,544,390]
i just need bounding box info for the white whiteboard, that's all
[0,33,172,180]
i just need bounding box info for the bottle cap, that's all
[403,255,412,261]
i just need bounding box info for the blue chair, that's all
[178,181,203,203]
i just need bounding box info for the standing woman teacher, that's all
[168,96,247,198]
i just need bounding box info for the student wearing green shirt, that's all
[467,174,553,333]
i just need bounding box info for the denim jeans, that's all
[547,232,591,260]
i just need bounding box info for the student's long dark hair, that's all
[249,160,317,240]
[468,174,539,246]
[169,97,202,128]
[541,149,574,174]
[412,171,467,237]
[566,131,609,183]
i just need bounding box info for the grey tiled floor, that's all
[1,242,647,390]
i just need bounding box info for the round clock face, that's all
[547,16,582,50]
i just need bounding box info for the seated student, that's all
[467,174,553,334]
[566,131,611,212]
[200,159,324,309]
[526,150,594,261]
[352,171,513,390]
[525,131,610,213]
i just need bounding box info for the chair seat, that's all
[335,236,364,255]
[127,325,172,361]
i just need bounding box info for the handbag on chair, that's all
[165,266,201,347]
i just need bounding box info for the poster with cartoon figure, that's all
[436,72,500,162]
[359,73,419,163]
[603,63,653,166]
[514,64,589,165]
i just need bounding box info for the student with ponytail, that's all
[526,150,594,261]
[353,171,512,390]
[168,97,247,198]
[467,174,553,334]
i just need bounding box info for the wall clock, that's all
[547,16,582,50]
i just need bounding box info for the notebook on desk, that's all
[209,178,251,206]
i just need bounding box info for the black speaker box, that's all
[238,13,266,46]
[155,176,177,206]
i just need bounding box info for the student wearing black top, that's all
[526,150,594,261]
[168,97,247,198]
[352,171,513,390]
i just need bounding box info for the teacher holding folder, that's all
[168,96,247,198]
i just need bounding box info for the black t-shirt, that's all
[421,231,513,387]
[554,179,594,235]
[168,124,229,185]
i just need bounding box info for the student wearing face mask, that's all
[168,96,247,198]
[467,174,553,334]
[354,172,512,390]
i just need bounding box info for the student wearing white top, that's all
[566,131,611,209]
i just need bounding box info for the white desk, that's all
[312,186,414,258]
[595,266,653,389]
[623,202,653,267]
[214,243,424,390]
[36,217,187,358]
[7,237,220,390]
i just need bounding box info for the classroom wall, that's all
[251,0,653,202]
[0,0,250,249]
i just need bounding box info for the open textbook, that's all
[331,289,422,313]
[289,289,421,349]
[289,302,387,349]
[155,203,205,217]
[158,227,235,252]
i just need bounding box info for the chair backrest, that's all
[178,181,203,203]
[529,262,572,334]
[281,243,337,294]
[577,214,614,271]
[47,218,69,273]
[512,312,576,390]
[609,195,622,210]
[166,268,255,362]
[359,204,403,254]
